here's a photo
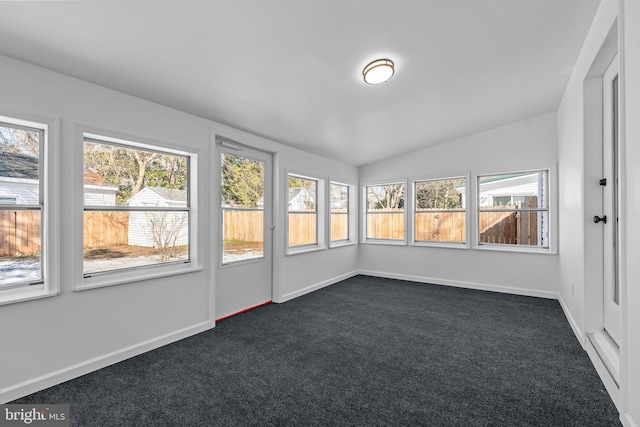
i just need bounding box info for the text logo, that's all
[0,405,69,427]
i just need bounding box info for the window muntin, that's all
[83,137,190,276]
[0,121,44,289]
[414,177,466,244]
[330,183,349,242]
[365,183,405,241]
[288,174,318,248]
[477,171,549,248]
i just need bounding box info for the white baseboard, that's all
[621,412,639,427]
[279,271,359,302]
[558,295,585,349]
[0,321,213,404]
[358,270,558,300]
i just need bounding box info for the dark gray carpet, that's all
[13,275,620,426]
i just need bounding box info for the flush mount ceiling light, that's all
[362,58,395,85]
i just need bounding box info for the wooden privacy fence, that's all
[83,211,129,248]
[367,210,405,240]
[415,211,465,242]
[2,206,538,257]
[0,211,129,257]
[223,210,348,245]
[370,207,537,244]
[0,210,41,257]
[479,209,538,245]
[330,213,348,242]
[223,209,264,242]
[288,213,317,246]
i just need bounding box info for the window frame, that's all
[286,171,326,255]
[410,174,470,249]
[473,167,556,254]
[76,130,200,291]
[362,179,407,245]
[0,113,59,306]
[329,180,357,248]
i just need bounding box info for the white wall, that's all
[0,54,358,402]
[359,112,558,298]
[276,149,359,300]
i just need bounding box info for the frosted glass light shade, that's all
[363,59,394,84]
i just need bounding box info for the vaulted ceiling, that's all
[0,0,600,166]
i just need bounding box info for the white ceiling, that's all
[0,0,600,167]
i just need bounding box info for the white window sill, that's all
[220,255,266,269]
[362,239,407,246]
[0,284,58,306]
[76,263,203,291]
[411,241,469,250]
[329,241,357,249]
[287,244,326,256]
[474,244,556,255]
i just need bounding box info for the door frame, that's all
[212,134,276,322]
[582,16,626,399]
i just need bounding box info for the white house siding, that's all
[1,179,117,206]
[456,173,543,208]
[127,187,188,248]
[288,188,314,211]
[128,211,189,248]
[479,176,542,207]
[83,184,117,206]
[0,177,39,205]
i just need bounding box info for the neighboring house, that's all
[231,188,317,211]
[288,187,315,211]
[0,151,40,205]
[83,169,118,206]
[455,172,548,245]
[455,172,546,208]
[0,152,117,205]
[476,173,546,208]
[127,187,188,248]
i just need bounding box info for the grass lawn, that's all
[84,245,188,260]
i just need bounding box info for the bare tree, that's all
[368,184,404,210]
[146,211,187,262]
[0,127,40,156]
[131,150,159,196]
[84,142,161,203]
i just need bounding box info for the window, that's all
[287,174,318,249]
[477,170,549,249]
[414,177,466,244]
[0,196,17,204]
[330,182,353,245]
[83,136,192,277]
[0,120,44,290]
[365,182,405,241]
[220,151,266,264]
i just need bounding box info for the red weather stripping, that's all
[215,300,272,323]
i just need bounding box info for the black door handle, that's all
[593,215,607,224]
